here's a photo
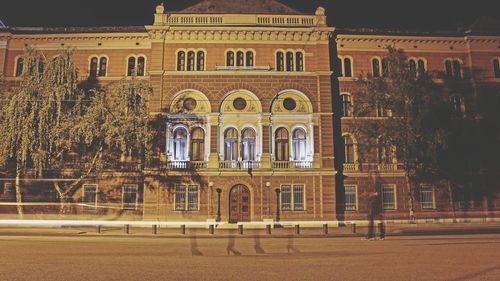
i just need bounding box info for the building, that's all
[0,0,499,222]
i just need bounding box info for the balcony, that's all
[167,161,207,170]
[219,160,261,169]
[272,161,312,169]
[343,163,359,172]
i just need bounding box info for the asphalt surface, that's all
[1,233,500,281]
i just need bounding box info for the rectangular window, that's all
[280,185,292,211]
[382,184,396,210]
[281,184,305,211]
[175,185,199,211]
[122,184,138,210]
[83,184,97,207]
[420,185,434,209]
[344,185,357,211]
[293,185,305,210]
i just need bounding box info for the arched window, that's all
[417,59,426,76]
[177,51,186,71]
[445,59,462,78]
[137,56,146,76]
[493,58,500,78]
[224,128,238,161]
[276,51,284,71]
[450,95,465,114]
[98,57,107,77]
[381,58,388,77]
[196,51,204,71]
[296,52,304,72]
[15,57,24,77]
[343,135,355,164]
[275,128,289,161]
[173,127,188,161]
[409,59,417,78]
[190,128,205,161]
[236,51,244,67]
[246,51,254,67]
[286,51,294,71]
[241,128,256,161]
[187,51,195,71]
[89,57,98,78]
[226,51,235,67]
[376,103,389,117]
[341,94,352,117]
[378,138,396,164]
[343,57,352,77]
[372,58,381,77]
[127,57,136,76]
[292,128,307,161]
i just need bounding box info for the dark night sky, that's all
[1,0,499,31]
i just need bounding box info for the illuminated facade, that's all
[0,1,499,222]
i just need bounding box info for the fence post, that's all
[96,225,101,234]
[351,223,356,233]
[295,224,300,235]
[266,224,272,235]
[323,223,328,235]
[238,224,244,235]
[209,224,215,235]
[378,223,385,240]
[124,224,130,234]
[152,225,157,235]
[180,224,186,235]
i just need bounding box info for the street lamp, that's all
[275,188,280,223]
[265,181,271,216]
[216,188,222,222]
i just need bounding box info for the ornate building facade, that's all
[0,0,499,222]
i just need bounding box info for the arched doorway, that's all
[229,184,251,223]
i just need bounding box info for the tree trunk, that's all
[447,180,457,222]
[15,163,24,218]
[405,173,415,221]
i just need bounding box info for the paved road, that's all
[1,234,499,281]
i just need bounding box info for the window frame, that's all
[343,134,356,164]
[280,184,305,211]
[176,49,206,71]
[82,184,98,208]
[88,55,109,78]
[339,55,354,78]
[444,58,464,78]
[344,185,358,211]
[14,56,24,77]
[340,93,353,117]
[382,184,397,210]
[492,57,500,79]
[126,55,147,76]
[174,184,200,211]
[420,185,435,210]
[122,184,139,210]
[172,126,189,161]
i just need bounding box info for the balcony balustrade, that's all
[272,161,312,169]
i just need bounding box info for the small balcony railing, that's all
[272,161,312,169]
[219,160,261,169]
[378,163,398,171]
[215,66,272,71]
[167,161,207,170]
[343,163,359,172]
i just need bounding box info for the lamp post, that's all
[216,188,222,222]
[275,188,280,222]
[265,181,271,216]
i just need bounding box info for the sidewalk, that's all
[1,220,500,238]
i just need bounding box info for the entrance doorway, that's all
[229,184,251,223]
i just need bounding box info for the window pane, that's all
[188,185,199,211]
[341,94,352,117]
[83,185,97,207]
[418,59,426,76]
[381,58,388,76]
[187,51,195,71]
[281,185,291,210]
[343,58,352,77]
[445,60,453,77]
[372,59,380,77]
[286,52,294,71]
[246,51,254,67]
[494,59,500,78]
[293,185,304,210]
[292,128,306,161]
[241,128,256,161]
[409,59,417,78]
[127,57,136,76]
[175,185,186,211]
[382,185,396,210]
[89,57,98,78]
[344,185,357,211]
[236,51,244,67]
[227,51,234,67]
[276,52,284,71]
[196,51,204,71]
[275,128,289,161]
[344,136,354,164]
[296,52,304,72]
[15,58,24,77]
[137,56,145,76]
[224,128,238,161]
[123,185,138,210]
[190,128,204,161]
[421,187,434,209]
[173,128,187,160]
[177,51,185,71]
[453,60,462,78]
[98,57,107,77]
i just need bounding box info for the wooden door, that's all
[229,185,250,223]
